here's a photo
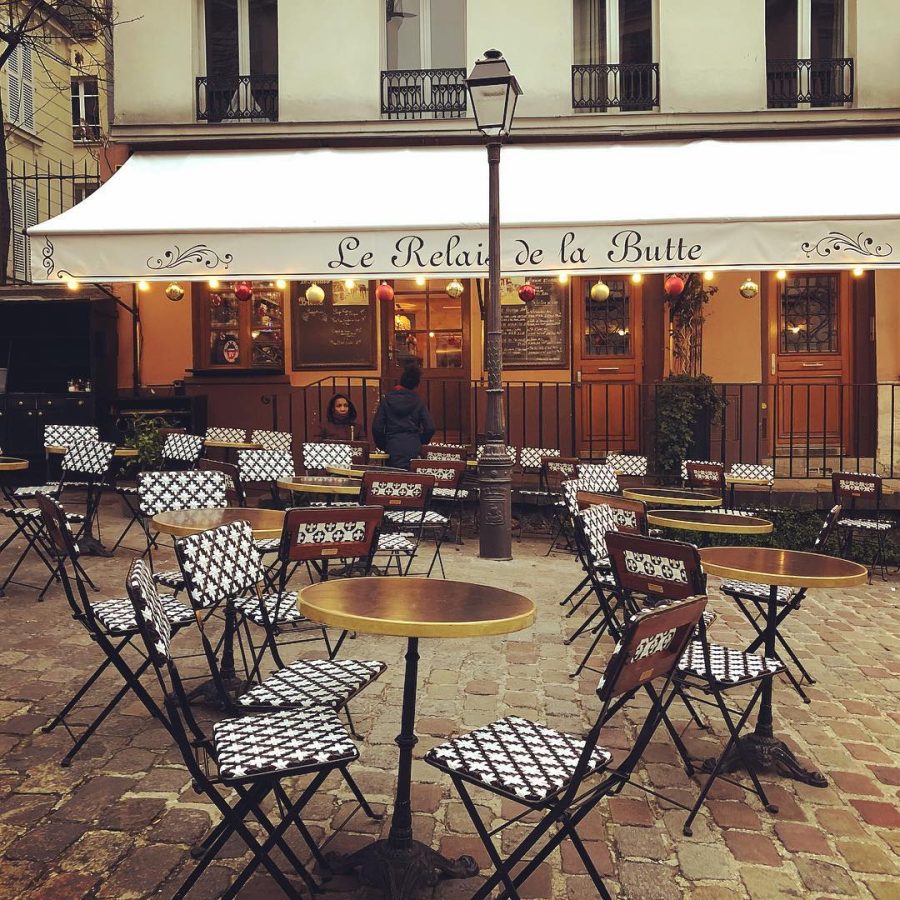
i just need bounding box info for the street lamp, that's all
[466,49,522,560]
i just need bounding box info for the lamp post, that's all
[466,49,522,560]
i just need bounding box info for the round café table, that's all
[326,464,408,478]
[623,487,722,508]
[46,444,139,458]
[152,507,285,539]
[277,475,361,498]
[300,577,535,895]
[0,456,29,503]
[649,509,773,535]
[700,546,867,787]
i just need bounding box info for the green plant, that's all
[653,373,727,479]
[667,273,718,377]
[126,414,165,469]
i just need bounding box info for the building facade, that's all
[104,0,900,474]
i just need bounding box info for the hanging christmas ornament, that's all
[305,283,325,305]
[517,282,536,303]
[446,279,464,299]
[165,283,185,302]
[590,280,610,302]
[739,277,759,299]
[375,281,395,303]
[234,281,253,302]
[210,294,222,308]
[664,274,685,296]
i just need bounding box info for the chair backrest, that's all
[575,464,620,495]
[360,471,434,511]
[605,453,649,477]
[206,426,246,443]
[37,493,79,560]
[728,462,775,485]
[606,532,706,602]
[303,441,353,473]
[175,519,265,610]
[197,458,244,504]
[519,446,559,471]
[137,470,229,516]
[574,502,619,566]
[237,449,294,485]
[542,456,578,489]
[162,432,204,466]
[831,471,882,507]
[61,440,115,478]
[423,444,467,462]
[43,424,99,449]
[250,428,292,452]
[280,505,383,563]
[685,460,725,492]
[814,504,843,551]
[348,440,370,465]
[410,458,466,490]
[577,491,648,535]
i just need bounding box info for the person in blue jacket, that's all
[372,364,435,469]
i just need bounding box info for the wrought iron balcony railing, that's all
[380,68,467,120]
[572,63,659,112]
[767,58,854,108]
[196,74,278,123]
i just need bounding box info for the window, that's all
[780,274,839,354]
[10,183,37,282]
[583,277,632,356]
[7,42,34,132]
[71,78,101,142]
[74,182,100,204]
[201,0,278,121]
[572,0,657,111]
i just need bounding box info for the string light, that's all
[415,275,426,287]
[703,271,714,282]
[851,266,864,278]
[558,272,569,284]
[630,272,643,284]
[776,269,787,281]
[275,279,287,290]
[344,279,356,289]
[137,281,150,292]
[66,278,80,291]
[208,278,220,289]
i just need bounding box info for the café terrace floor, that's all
[0,499,898,900]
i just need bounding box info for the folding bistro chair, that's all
[360,470,437,575]
[161,432,204,470]
[410,457,467,544]
[198,457,245,506]
[426,597,708,900]
[125,557,364,900]
[250,428,293,452]
[422,444,468,462]
[726,463,775,510]
[302,441,353,474]
[37,495,195,766]
[684,460,726,500]
[604,531,785,835]
[831,472,895,580]
[206,426,246,444]
[721,505,841,702]
[236,449,295,558]
[605,453,649,480]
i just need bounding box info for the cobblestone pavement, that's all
[0,499,898,899]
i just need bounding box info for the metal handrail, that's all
[571,63,659,111]
[766,57,854,107]
[196,74,278,123]
[380,67,467,119]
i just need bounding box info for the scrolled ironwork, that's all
[42,238,54,276]
[571,63,659,112]
[766,57,853,108]
[380,68,467,120]
[196,74,278,123]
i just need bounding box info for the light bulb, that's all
[558,272,569,284]
[66,278,80,291]
[776,269,787,281]
[703,271,714,282]
[630,272,643,284]
[275,279,287,290]
[415,275,427,287]
[851,266,864,278]
[137,280,150,292]
[208,278,220,289]
[429,331,435,338]
[344,279,356,289]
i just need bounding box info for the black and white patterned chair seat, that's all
[44,424,99,448]
[728,463,775,485]
[433,486,469,499]
[679,642,784,686]
[519,447,559,470]
[206,426,246,443]
[14,483,60,499]
[6,506,84,523]
[251,429,293,452]
[117,484,138,495]
[253,538,282,554]
[605,453,649,477]
[237,449,294,484]
[720,580,797,603]
[384,509,449,526]
[377,532,416,553]
[233,591,303,626]
[303,442,353,471]
[840,517,893,531]
[92,593,194,635]
[425,715,612,805]
[212,706,358,781]
[152,569,185,591]
[237,658,387,711]
[307,500,361,509]
[163,433,204,464]
[578,504,618,566]
[138,471,228,516]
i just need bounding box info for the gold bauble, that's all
[590,281,610,302]
[305,283,325,304]
[739,277,759,299]
[165,282,185,302]
[446,279,464,299]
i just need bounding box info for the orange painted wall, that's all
[701,271,762,383]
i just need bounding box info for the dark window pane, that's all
[780,274,838,353]
[574,0,607,66]
[205,0,238,78]
[619,0,652,64]
[583,278,631,357]
[765,0,797,59]
[249,0,278,75]
[811,0,843,58]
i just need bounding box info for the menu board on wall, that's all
[291,281,376,369]
[500,276,568,369]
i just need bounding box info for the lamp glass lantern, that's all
[465,49,522,137]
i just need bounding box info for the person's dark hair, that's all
[326,393,357,424]
[399,364,422,390]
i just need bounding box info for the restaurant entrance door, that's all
[380,279,471,443]
[573,275,644,457]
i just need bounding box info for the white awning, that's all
[29,135,900,282]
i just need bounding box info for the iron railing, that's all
[291,378,899,479]
[196,74,278,123]
[571,63,659,112]
[380,68,467,119]
[767,57,854,108]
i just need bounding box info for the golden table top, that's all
[300,577,535,639]
[0,456,29,472]
[700,546,868,588]
[648,509,773,535]
[724,476,773,486]
[623,487,722,508]
[370,451,388,461]
[278,476,361,496]
[46,445,138,458]
[152,507,285,539]
[203,440,263,450]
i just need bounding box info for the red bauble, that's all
[518,282,536,303]
[664,274,685,296]
[234,281,253,302]
[375,282,395,302]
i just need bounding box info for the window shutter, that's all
[24,188,37,281]
[7,45,21,124]
[21,44,34,130]
[11,182,24,281]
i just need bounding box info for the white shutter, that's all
[24,188,37,281]
[7,45,21,125]
[11,182,24,281]
[21,44,34,131]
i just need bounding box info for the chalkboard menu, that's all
[291,281,376,369]
[500,277,568,369]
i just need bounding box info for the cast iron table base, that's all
[702,732,827,788]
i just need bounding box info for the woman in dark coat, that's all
[318,393,364,441]
[372,365,435,469]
